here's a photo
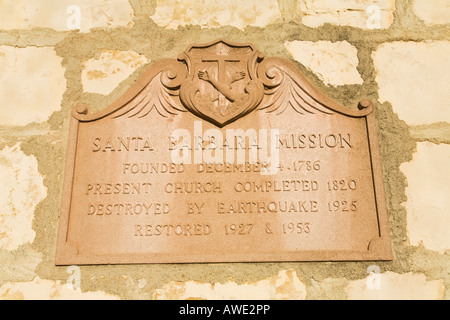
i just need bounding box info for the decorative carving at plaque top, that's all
[73,39,374,126]
[179,39,264,127]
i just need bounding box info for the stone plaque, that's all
[56,39,392,265]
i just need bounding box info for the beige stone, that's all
[346,272,445,300]
[0,249,42,282]
[81,50,148,95]
[373,41,450,125]
[400,142,450,254]
[309,277,349,300]
[0,276,119,300]
[298,0,395,29]
[0,46,66,126]
[412,0,450,25]
[0,0,134,33]
[154,270,307,300]
[284,40,363,86]
[150,0,281,30]
[0,144,47,251]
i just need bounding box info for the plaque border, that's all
[55,40,393,265]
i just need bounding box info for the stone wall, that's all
[0,0,448,300]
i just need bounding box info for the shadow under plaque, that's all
[56,39,393,265]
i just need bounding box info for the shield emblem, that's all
[179,39,265,127]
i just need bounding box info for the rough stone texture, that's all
[346,272,445,300]
[309,277,349,300]
[0,46,66,126]
[0,276,120,300]
[400,142,450,254]
[150,0,282,30]
[0,249,42,283]
[373,41,450,126]
[410,123,450,145]
[129,0,156,16]
[0,0,134,33]
[81,50,149,95]
[412,0,450,25]
[284,40,364,86]
[0,144,47,251]
[154,270,307,300]
[298,0,396,29]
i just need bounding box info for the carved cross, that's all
[200,55,245,105]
